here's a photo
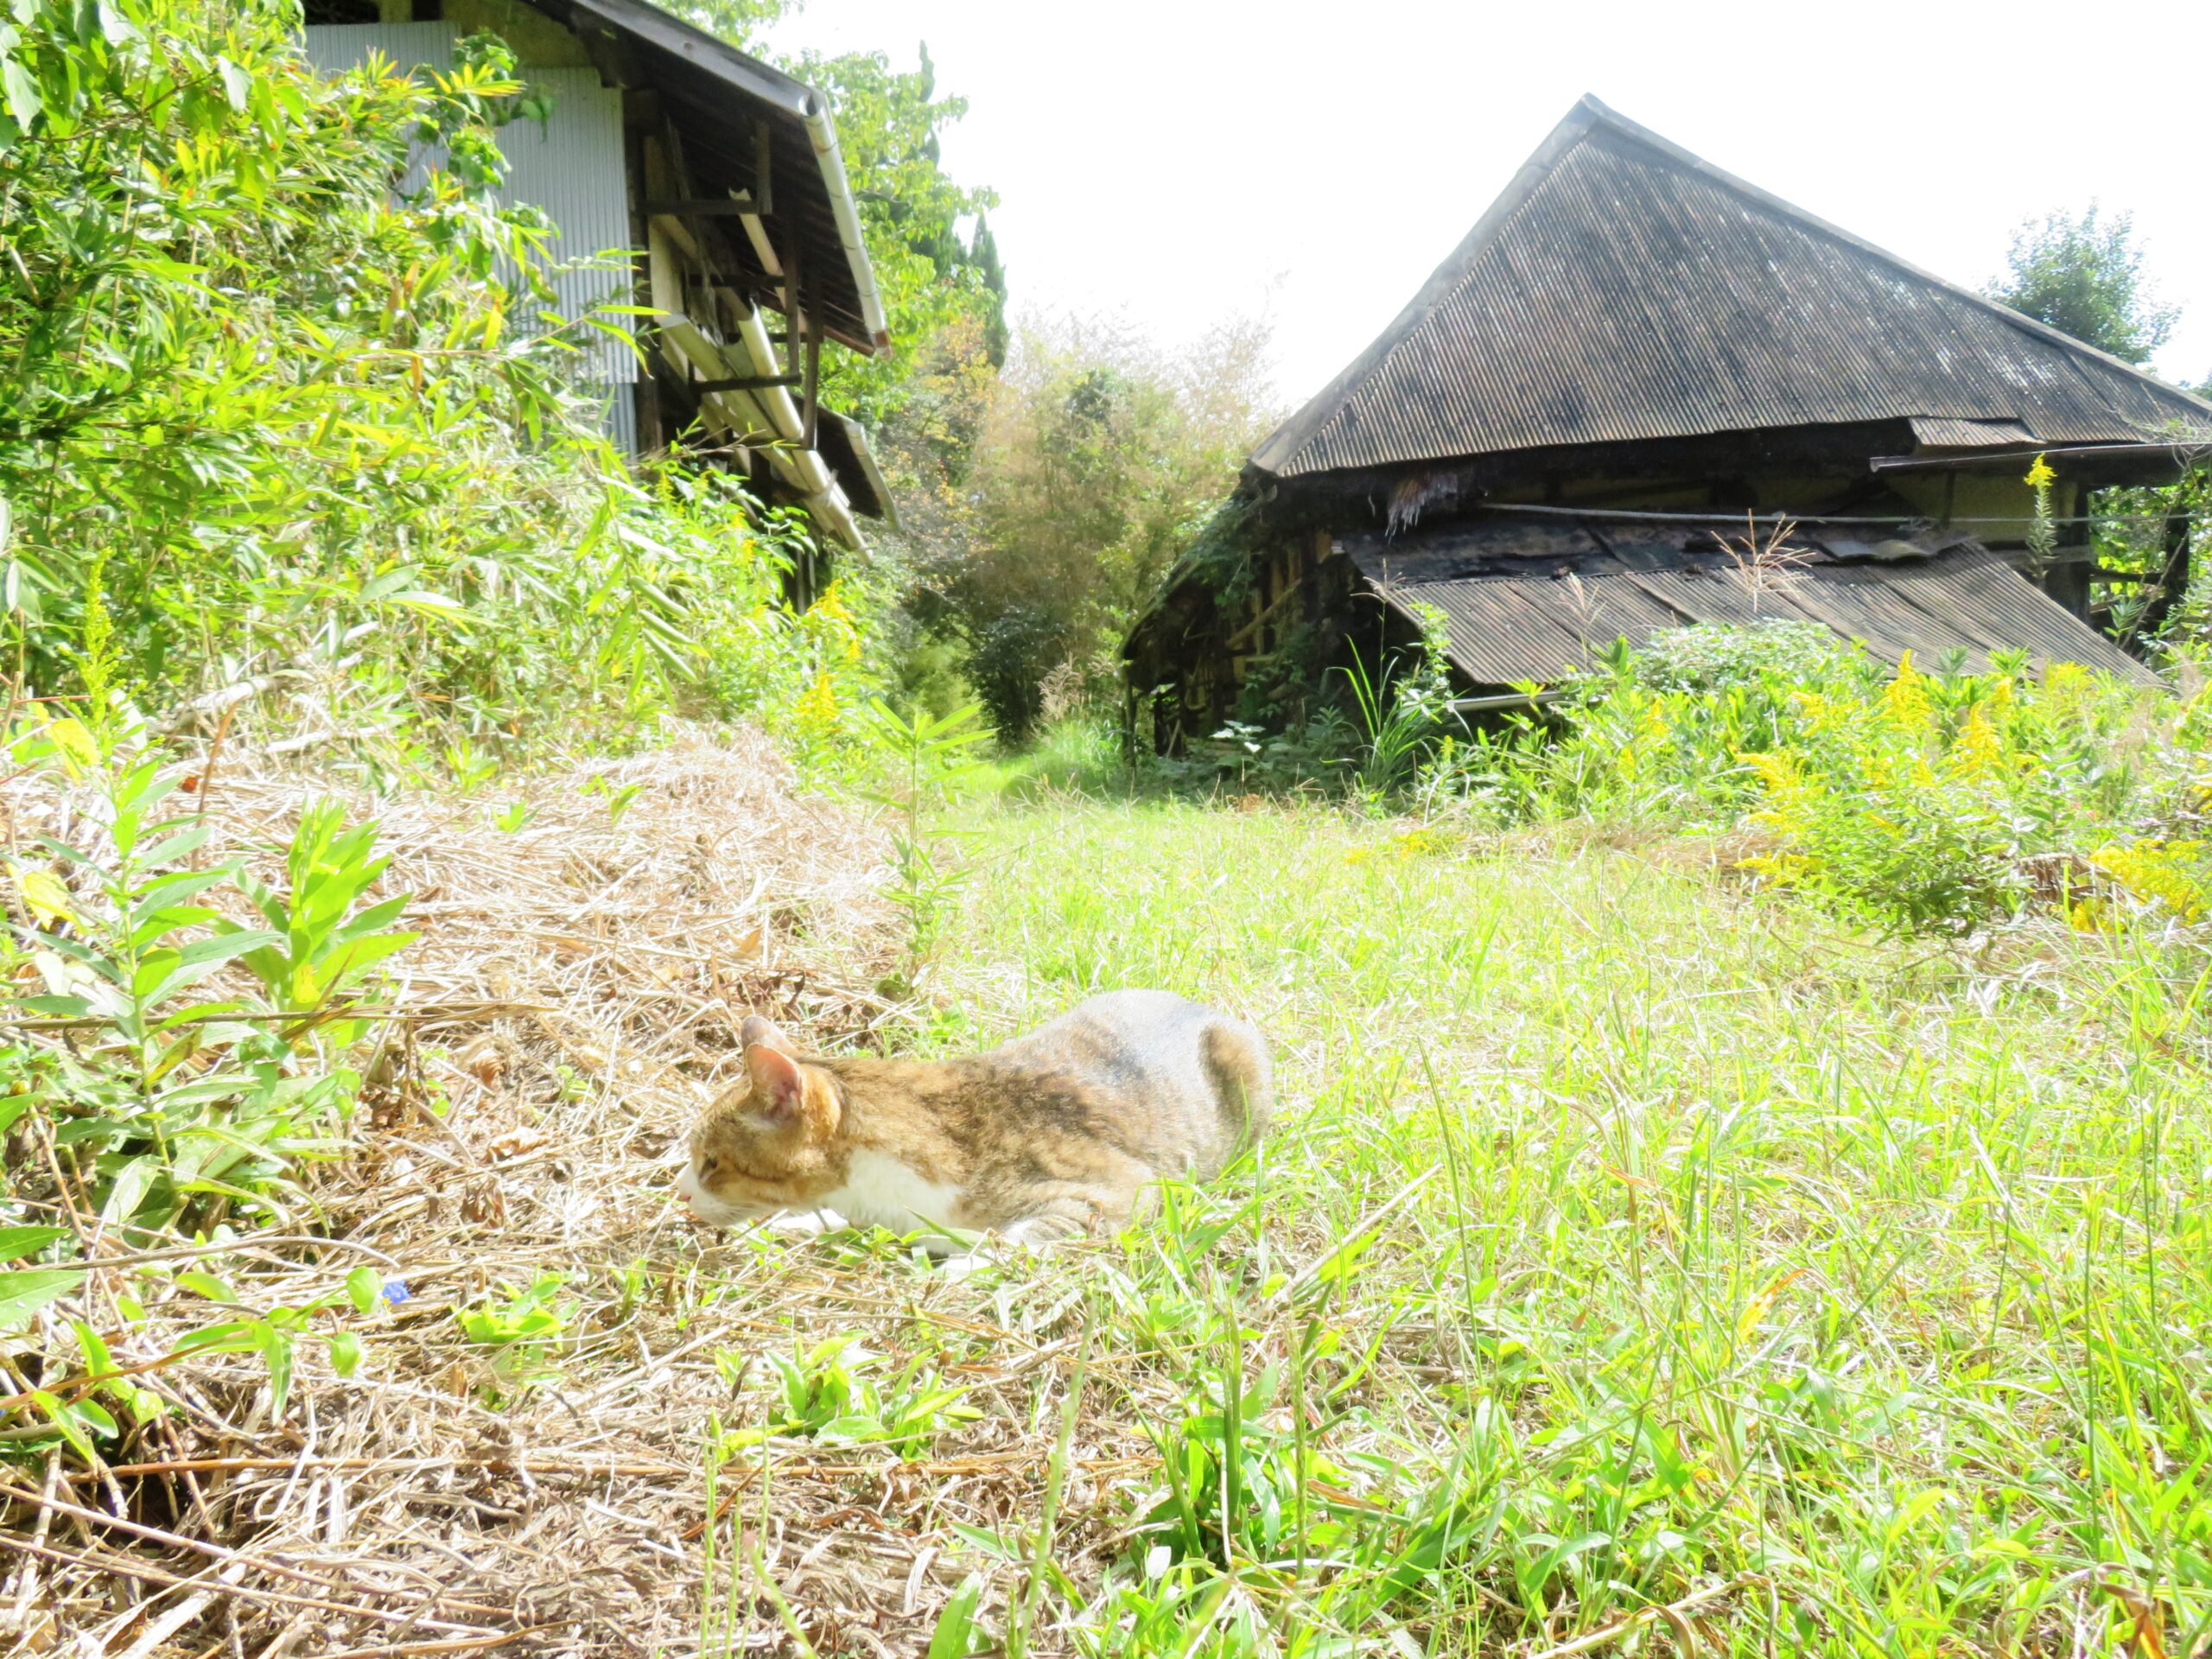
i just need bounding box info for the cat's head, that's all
[675,1016,843,1227]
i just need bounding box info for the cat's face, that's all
[676,1016,842,1227]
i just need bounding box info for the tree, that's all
[917,315,1278,742]
[0,2,810,743]
[1986,205,2179,365]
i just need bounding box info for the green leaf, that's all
[29,1390,95,1462]
[346,1265,380,1316]
[381,588,474,623]
[71,1318,113,1377]
[100,1154,159,1224]
[131,823,211,870]
[215,53,249,111]
[327,1330,363,1378]
[172,929,285,971]
[925,1572,985,1659]
[0,1268,86,1332]
[254,1319,295,1413]
[176,1269,236,1303]
[0,1224,71,1262]
[2,58,39,130]
[175,1317,258,1354]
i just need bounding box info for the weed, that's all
[455,1271,575,1390]
[915,788,2212,1656]
[3,721,414,1232]
[753,1334,978,1455]
[858,698,990,988]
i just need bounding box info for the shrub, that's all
[1442,627,2203,936]
[0,0,845,757]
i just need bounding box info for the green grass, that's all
[909,795,2212,1656]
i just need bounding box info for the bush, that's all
[1443,627,2206,936]
[0,0,849,758]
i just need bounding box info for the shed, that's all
[1127,97,2211,746]
[302,0,893,555]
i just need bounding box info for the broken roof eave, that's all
[532,0,889,356]
[1344,516,2162,691]
[1872,440,2212,486]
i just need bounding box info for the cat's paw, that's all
[766,1208,843,1236]
[939,1248,990,1281]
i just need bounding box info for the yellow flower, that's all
[2024,454,2056,490]
[2092,839,2211,922]
[1952,705,2002,780]
[795,671,842,738]
[1882,652,1933,732]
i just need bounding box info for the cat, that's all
[675,990,1272,1257]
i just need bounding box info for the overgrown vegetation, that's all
[4,3,2211,1654]
[1439,626,2209,935]
[906,791,2212,1656]
[0,0,885,762]
[903,315,1278,743]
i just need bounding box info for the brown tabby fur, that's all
[675,990,1272,1252]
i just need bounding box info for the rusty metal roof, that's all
[1254,98,2212,480]
[1910,416,2038,450]
[1344,515,2160,688]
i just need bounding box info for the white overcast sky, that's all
[766,0,2212,415]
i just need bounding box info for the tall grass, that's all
[915,796,2212,1656]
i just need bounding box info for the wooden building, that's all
[1126,97,2212,748]
[302,0,895,558]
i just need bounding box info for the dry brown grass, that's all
[6,729,1141,1659]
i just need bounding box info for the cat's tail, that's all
[1202,1018,1274,1158]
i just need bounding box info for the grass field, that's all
[909,791,2212,1656]
[11,749,2210,1658]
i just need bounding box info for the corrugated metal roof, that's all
[1910,416,2037,449]
[1254,97,2212,480]
[528,0,886,354]
[1347,517,2159,688]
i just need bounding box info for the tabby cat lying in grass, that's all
[676,991,1272,1262]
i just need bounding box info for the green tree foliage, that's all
[1986,209,2209,653]
[0,0,829,749]
[1986,204,2179,365]
[794,41,1006,418]
[923,317,1277,743]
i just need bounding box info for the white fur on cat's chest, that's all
[817,1149,965,1238]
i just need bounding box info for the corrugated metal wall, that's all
[301,24,639,447]
[493,67,632,391]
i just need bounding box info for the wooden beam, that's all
[753,121,773,217]
[643,197,761,217]
[691,374,801,392]
[780,220,802,378]
[802,331,820,448]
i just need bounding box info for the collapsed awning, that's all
[1344,515,2159,689]
[530,0,887,355]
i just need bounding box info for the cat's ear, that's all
[745,1040,806,1122]
[741,1014,795,1057]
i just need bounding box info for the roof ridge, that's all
[1250,96,2212,480]
[1571,96,2212,418]
[1248,99,1605,474]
